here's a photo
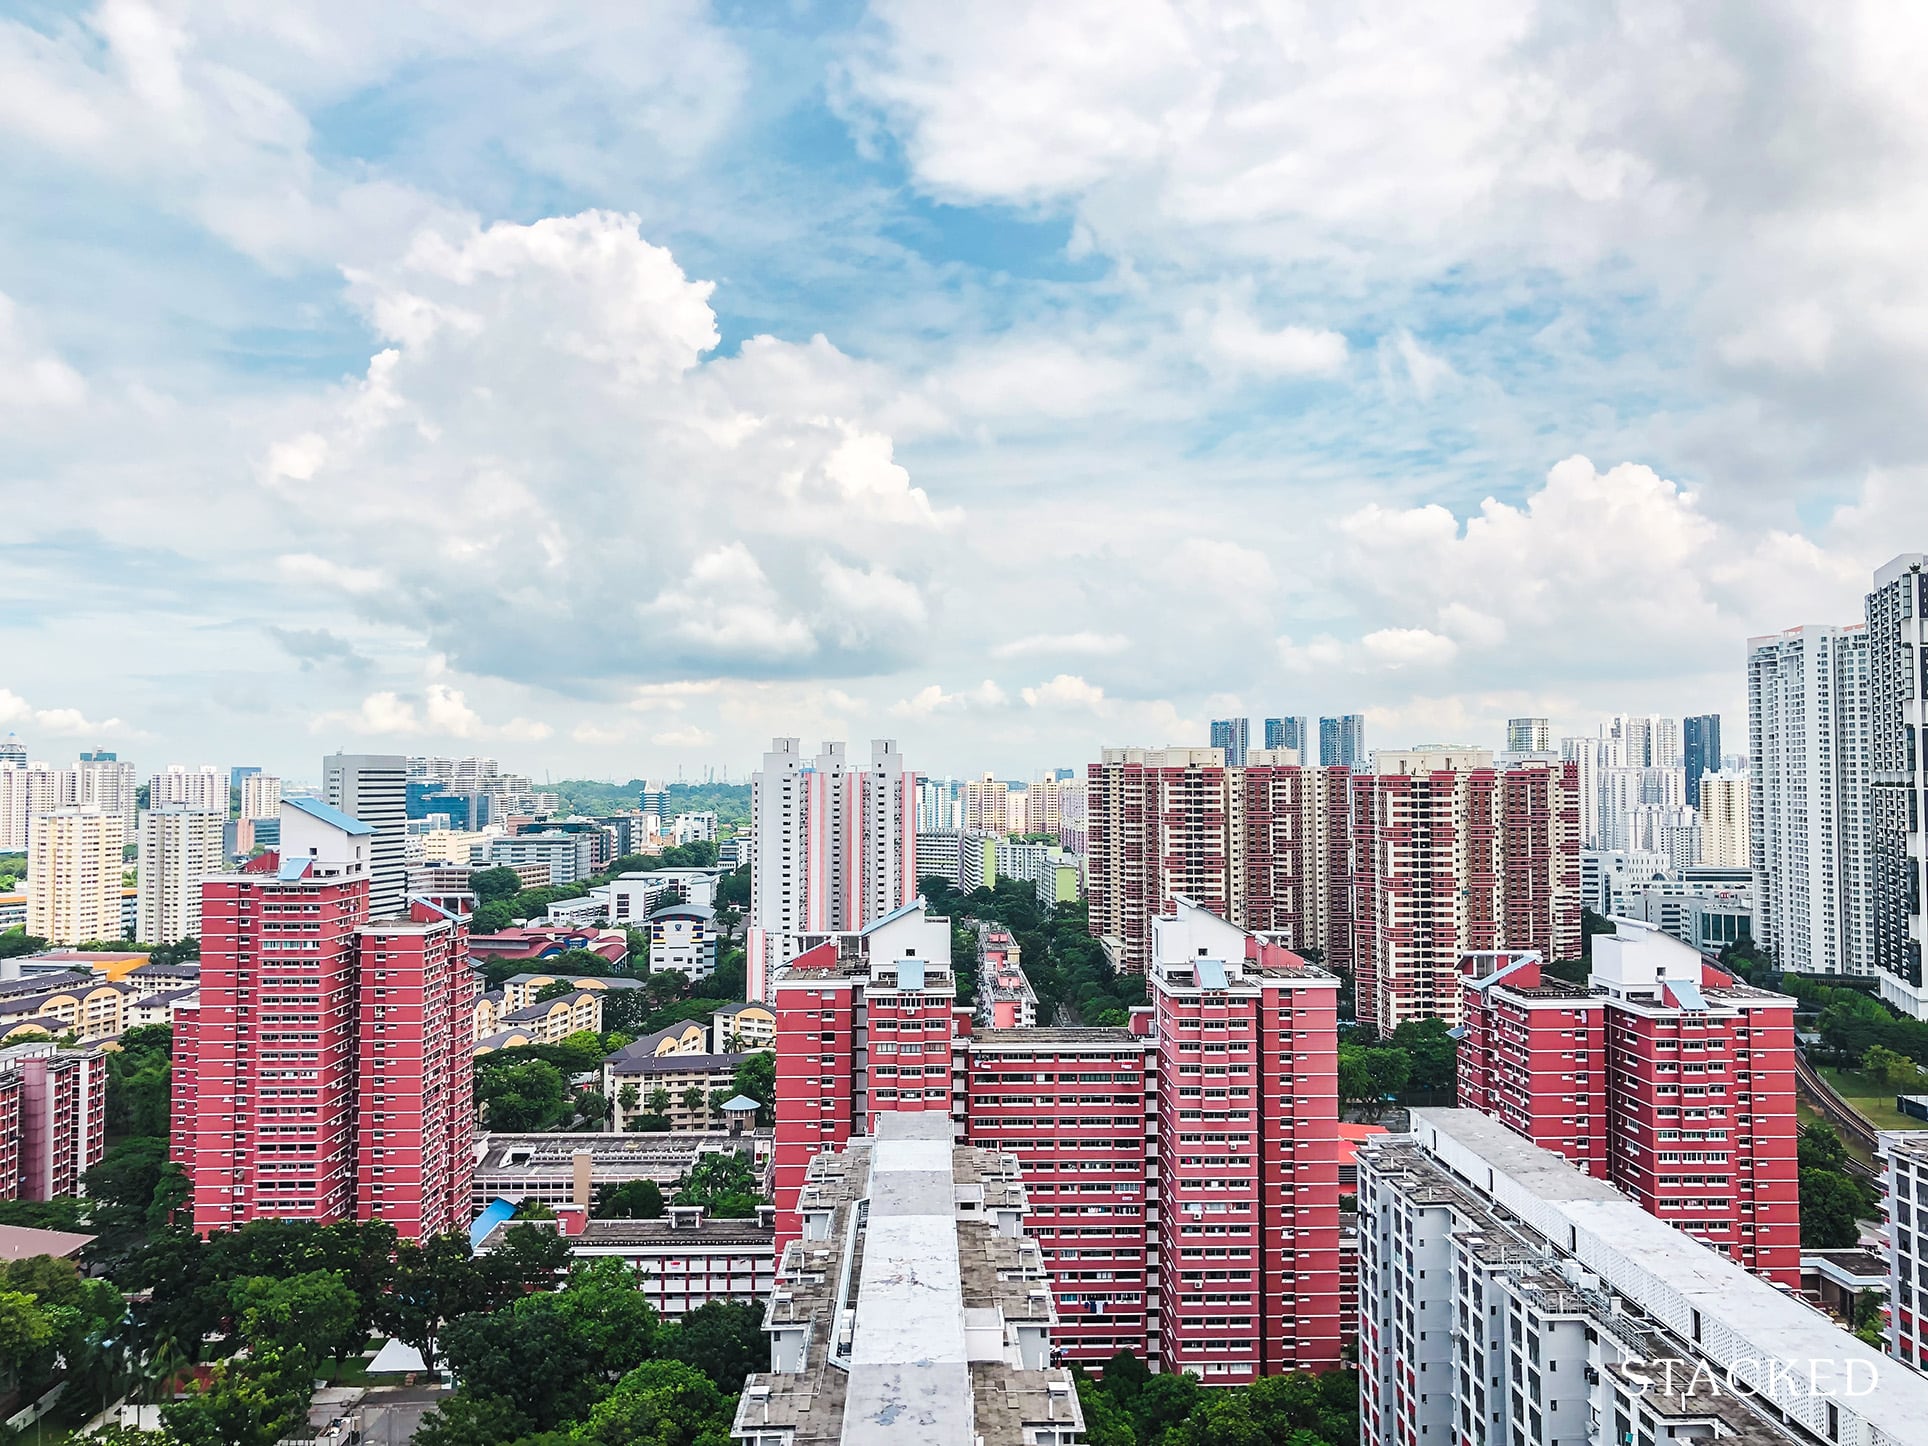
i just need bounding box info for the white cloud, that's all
[312,685,553,742]
[991,632,1130,659]
[0,689,129,739]
[650,724,713,748]
[1021,674,1110,711]
[0,294,86,411]
[890,680,1007,718]
[1361,627,1459,668]
[1204,307,1348,378]
[261,210,950,684]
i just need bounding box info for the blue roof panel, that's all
[1197,959,1229,990]
[469,1197,518,1250]
[284,795,378,836]
[896,959,926,991]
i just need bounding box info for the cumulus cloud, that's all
[260,210,953,685]
[312,686,551,741]
[0,689,129,739]
[0,294,86,411]
[890,680,1007,718]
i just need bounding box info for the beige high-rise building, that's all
[962,772,1013,834]
[238,773,282,821]
[26,808,126,946]
[1698,769,1751,867]
[137,806,227,945]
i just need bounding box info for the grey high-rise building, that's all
[1210,717,1251,767]
[322,753,408,918]
[1681,714,1721,809]
[1319,715,1366,769]
[1869,555,1928,1018]
[1264,716,1309,756]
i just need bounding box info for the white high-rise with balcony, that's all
[136,806,226,945]
[149,765,227,813]
[1749,623,1873,975]
[745,738,919,1001]
[238,773,282,821]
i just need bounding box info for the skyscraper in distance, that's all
[1682,713,1721,808]
[744,737,919,1001]
[1748,625,1872,976]
[1318,714,1366,767]
[1263,715,1308,755]
[137,805,225,945]
[26,807,124,946]
[322,753,408,919]
[1210,716,1251,766]
[1504,717,1551,753]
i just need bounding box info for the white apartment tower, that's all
[136,806,226,945]
[1748,624,1873,975]
[322,753,409,918]
[238,773,282,821]
[1505,716,1551,753]
[149,764,227,813]
[26,807,126,946]
[745,738,920,1000]
[1868,553,1928,1017]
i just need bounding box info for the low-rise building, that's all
[478,990,603,1050]
[606,1048,750,1131]
[0,975,136,1042]
[498,971,646,1012]
[731,1111,1085,1446]
[467,926,629,969]
[712,1002,775,1053]
[619,1021,711,1058]
[469,1131,768,1211]
[649,902,717,980]
[598,868,723,923]
[125,986,198,1030]
[480,1204,776,1319]
[472,831,598,885]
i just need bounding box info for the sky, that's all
[6,1,1928,784]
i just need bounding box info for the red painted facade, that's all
[0,1043,105,1201]
[1459,929,1801,1288]
[772,899,1343,1378]
[175,865,476,1238]
[965,1027,1156,1364]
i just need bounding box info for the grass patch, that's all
[1819,1067,1928,1131]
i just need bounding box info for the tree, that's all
[648,1087,673,1116]
[675,1151,761,1218]
[0,929,49,960]
[617,1084,640,1115]
[596,1180,666,1220]
[162,1343,314,1446]
[707,947,747,1002]
[583,1359,732,1446]
[732,1051,775,1126]
[715,865,749,909]
[1800,1167,1867,1247]
[603,986,660,1035]
[473,900,517,934]
[476,1058,570,1131]
[1339,1045,1411,1119]
[1863,1043,1921,1091]
[1798,1121,1854,1175]
[535,979,579,1003]
[1076,1380,1138,1446]
[680,1085,708,1120]
[382,1234,489,1371]
[229,1270,362,1366]
[576,1089,611,1126]
[661,1301,765,1391]
[0,1288,55,1378]
[1387,1018,1458,1098]
[413,1394,534,1446]
[470,867,525,903]
[628,1113,673,1133]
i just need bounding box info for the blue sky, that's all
[4,1,1926,781]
